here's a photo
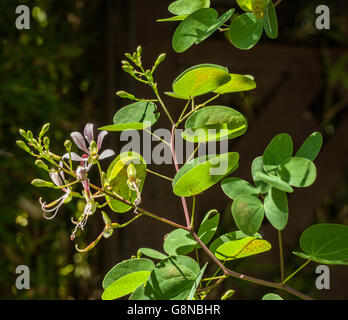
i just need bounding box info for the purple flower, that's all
[39,166,71,219]
[63,123,115,164]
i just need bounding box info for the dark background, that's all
[0,0,347,299]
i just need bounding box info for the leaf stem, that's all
[145,128,171,147]
[278,230,285,282]
[283,260,312,285]
[146,168,172,181]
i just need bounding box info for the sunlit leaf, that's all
[214,73,256,94]
[255,172,294,193]
[187,263,208,300]
[182,105,247,142]
[172,64,231,98]
[236,0,252,11]
[163,228,197,255]
[168,0,210,16]
[99,101,160,131]
[172,152,239,197]
[157,15,188,22]
[262,293,283,300]
[251,156,270,193]
[221,177,259,200]
[138,248,168,260]
[251,0,268,19]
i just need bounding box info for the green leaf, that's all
[168,0,210,16]
[232,194,265,236]
[102,258,155,289]
[251,0,268,19]
[255,172,294,193]
[293,224,348,265]
[295,132,323,161]
[264,187,288,230]
[157,15,188,22]
[31,179,55,188]
[236,0,252,11]
[102,271,152,300]
[214,73,256,94]
[172,152,239,197]
[172,8,218,53]
[102,258,155,300]
[221,177,259,200]
[215,236,271,261]
[263,133,293,173]
[106,152,146,213]
[221,289,235,300]
[195,9,235,44]
[209,230,262,255]
[182,105,248,142]
[197,209,220,245]
[142,256,201,300]
[129,284,150,300]
[163,228,197,255]
[172,8,234,53]
[229,13,263,50]
[262,293,283,300]
[278,157,317,188]
[262,0,278,39]
[187,263,208,300]
[99,101,160,131]
[172,64,231,98]
[251,156,270,193]
[138,248,168,260]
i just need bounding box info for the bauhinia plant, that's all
[17,0,348,300]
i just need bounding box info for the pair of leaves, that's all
[172,8,235,53]
[167,64,256,100]
[230,1,278,50]
[163,210,220,255]
[209,230,271,261]
[106,151,146,213]
[294,224,348,265]
[172,152,239,197]
[99,101,160,132]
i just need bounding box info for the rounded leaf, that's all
[106,152,146,213]
[236,0,252,11]
[215,237,271,261]
[229,13,263,50]
[164,228,197,255]
[231,194,265,236]
[293,224,348,265]
[295,131,323,161]
[251,0,268,19]
[99,101,159,131]
[168,0,210,16]
[251,156,270,193]
[214,73,256,94]
[138,248,168,260]
[197,210,220,245]
[264,187,288,230]
[278,157,317,188]
[172,152,239,197]
[143,255,200,300]
[172,64,231,98]
[262,293,283,300]
[222,177,259,200]
[263,133,293,173]
[182,105,248,142]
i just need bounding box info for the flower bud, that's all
[221,289,235,300]
[35,159,49,171]
[27,130,33,141]
[155,53,166,66]
[136,45,142,57]
[64,139,72,151]
[103,227,114,238]
[116,90,137,101]
[16,140,31,153]
[127,163,137,181]
[39,123,50,138]
[43,136,50,150]
[101,211,111,225]
[19,129,28,141]
[124,53,133,61]
[31,179,55,188]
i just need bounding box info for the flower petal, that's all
[97,131,108,151]
[84,123,94,144]
[63,152,84,162]
[99,149,115,160]
[49,171,63,187]
[71,131,89,153]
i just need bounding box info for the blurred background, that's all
[0,0,347,299]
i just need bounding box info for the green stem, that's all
[145,128,171,147]
[186,143,200,163]
[177,99,191,124]
[283,260,312,285]
[151,83,175,125]
[201,275,227,282]
[111,213,143,229]
[278,230,285,282]
[191,196,196,229]
[146,168,172,181]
